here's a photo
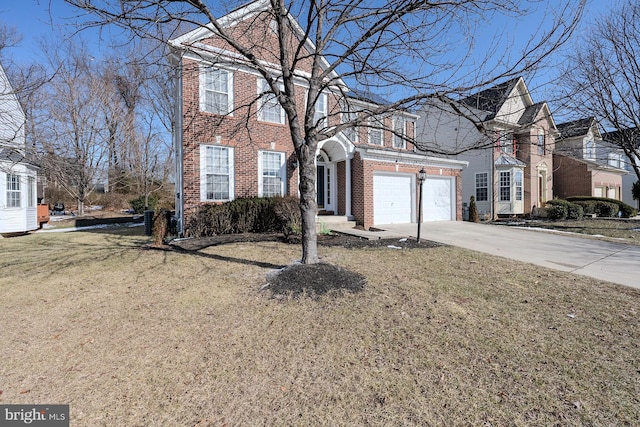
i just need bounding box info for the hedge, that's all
[566,196,637,218]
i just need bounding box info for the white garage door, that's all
[423,176,455,221]
[373,173,413,224]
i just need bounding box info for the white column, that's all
[346,155,353,219]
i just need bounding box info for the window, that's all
[393,117,406,149]
[499,171,511,202]
[608,152,623,168]
[200,67,233,115]
[313,93,328,127]
[341,109,358,143]
[258,79,285,124]
[537,131,545,155]
[584,138,595,160]
[368,116,384,145]
[475,172,488,202]
[259,151,286,197]
[6,174,20,208]
[498,130,514,154]
[200,145,234,202]
[514,170,523,201]
[28,176,35,208]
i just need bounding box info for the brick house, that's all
[168,0,467,236]
[416,77,557,219]
[554,117,627,200]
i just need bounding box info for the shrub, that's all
[151,209,172,246]
[547,204,568,220]
[468,196,479,223]
[273,197,302,241]
[567,196,637,218]
[567,203,584,220]
[129,194,159,214]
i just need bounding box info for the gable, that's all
[0,64,26,148]
[493,79,533,126]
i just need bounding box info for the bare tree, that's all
[557,1,640,184]
[65,0,584,263]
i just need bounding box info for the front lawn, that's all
[1,228,638,425]
[503,218,640,245]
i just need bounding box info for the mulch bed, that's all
[169,231,442,299]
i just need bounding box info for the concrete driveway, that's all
[379,221,640,290]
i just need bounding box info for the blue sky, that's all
[0,0,611,108]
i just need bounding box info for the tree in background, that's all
[557,1,640,184]
[65,0,584,263]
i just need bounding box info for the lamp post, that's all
[416,168,426,243]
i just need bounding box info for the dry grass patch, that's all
[516,218,640,245]
[0,228,638,426]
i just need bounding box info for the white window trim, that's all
[499,170,511,202]
[537,130,545,155]
[28,176,35,208]
[608,152,622,168]
[258,150,286,197]
[393,117,406,149]
[341,105,358,143]
[368,116,384,146]
[258,79,285,124]
[475,171,488,202]
[199,66,234,115]
[313,92,328,128]
[6,173,21,208]
[584,138,596,160]
[514,170,523,201]
[200,145,235,202]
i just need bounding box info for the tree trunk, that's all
[298,145,319,264]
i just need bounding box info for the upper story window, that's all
[259,151,286,197]
[200,145,234,202]
[537,131,545,155]
[499,171,511,201]
[368,116,384,146]
[608,152,623,168]
[6,173,21,208]
[200,67,233,115]
[393,117,406,149]
[258,79,285,124]
[341,109,358,143]
[313,93,328,128]
[583,138,596,160]
[498,130,515,155]
[475,172,488,202]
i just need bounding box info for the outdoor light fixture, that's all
[416,168,426,243]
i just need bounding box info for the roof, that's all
[459,77,521,118]
[346,89,391,106]
[518,102,546,126]
[603,127,640,148]
[0,147,39,167]
[554,152,628,174]
[495,153,525,166]
[556,117,597,139]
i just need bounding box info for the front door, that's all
[316,159,333,212]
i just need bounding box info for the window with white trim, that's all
[28,176,35,208]
[368,116,384,145]
[313,92,328,127]
[475,172,488,202]
[393,117,406,149]
[584,138,595,160]
[499,171,511,202]
[498,130,514,154]
[200,145,234,202]
[200,67,233,115]
[258,79,285,124]
[608,152,623,168]
[515,170,523,201]
[341,109,358,143]
[537,131,545,155]
[6,173,20,208]
[259,151,286,197]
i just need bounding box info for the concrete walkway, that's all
[377,221,640,290]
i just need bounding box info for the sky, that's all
[0,0,613,112]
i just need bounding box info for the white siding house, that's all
[0,62,39,234]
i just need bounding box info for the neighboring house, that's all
[0,62,39,234]
[554,117,627,201]
[602,127,640,208]
[416,77,557,218]
[168,0,467,236]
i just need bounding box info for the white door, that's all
[423,176,454,221]
[373,173,413,224]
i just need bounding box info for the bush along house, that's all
[168,0,467,237]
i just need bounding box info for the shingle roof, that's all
[346,88,391,106]
[556,117,596,139]
[459,77,521,118]
[602,127,640,147]
[518,102,546,126]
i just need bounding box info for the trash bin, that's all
[144,210,155,236]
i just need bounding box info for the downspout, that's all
[173,53,185,237]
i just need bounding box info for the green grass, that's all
[1,227,638,426]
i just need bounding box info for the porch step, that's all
[315,215,356,231]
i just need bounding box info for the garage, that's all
[373,173,413,224]
[423,176,455,221]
